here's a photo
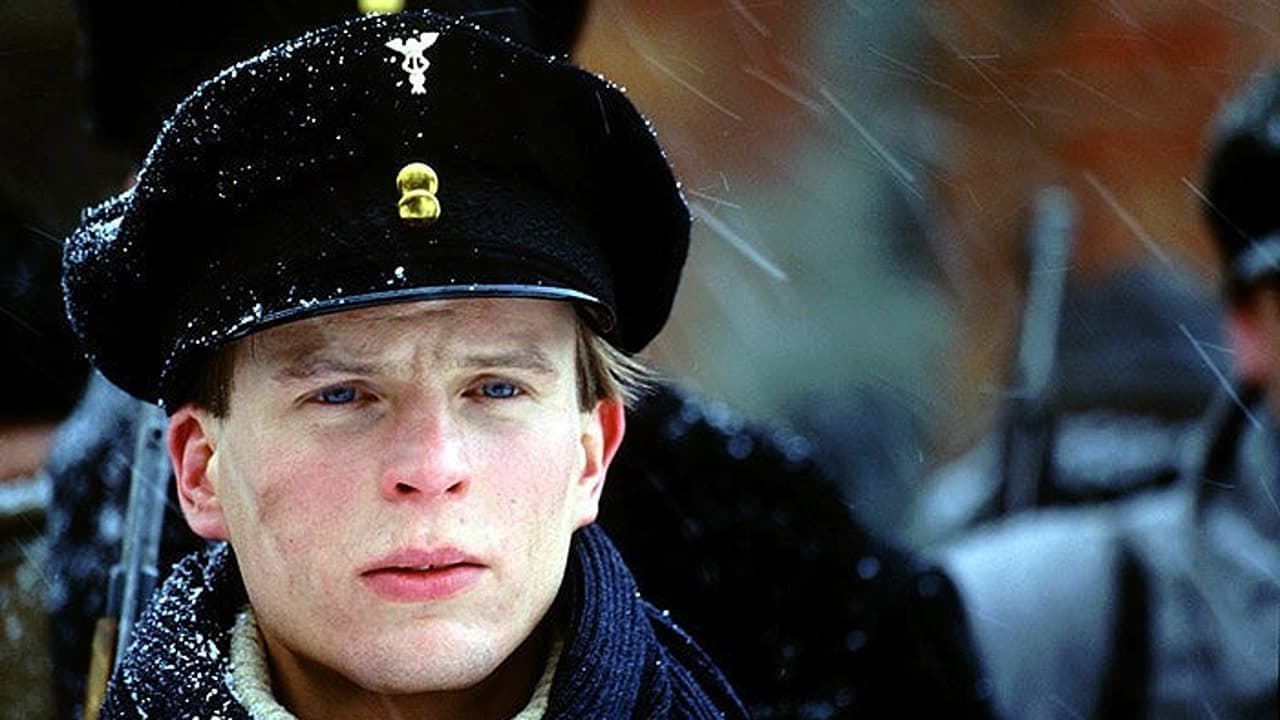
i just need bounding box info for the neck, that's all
[267,621,551,720]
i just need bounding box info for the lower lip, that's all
[360,565,484,602]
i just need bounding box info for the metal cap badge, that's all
[396,162,441,225]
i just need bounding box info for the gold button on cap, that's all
[396,162,441,224]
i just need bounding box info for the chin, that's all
[339,633,508,695]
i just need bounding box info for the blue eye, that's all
[477,381,520,399]
[317,385,358,404]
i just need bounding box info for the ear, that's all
[1227,298,1267,385]
[571,398,626,529]
[168,405,230,540]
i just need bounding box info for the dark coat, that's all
[604,387,992,719]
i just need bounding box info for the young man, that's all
[63,10,745,718]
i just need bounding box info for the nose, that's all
[379,401,470,501]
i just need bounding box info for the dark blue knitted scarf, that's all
[99,524,748,719]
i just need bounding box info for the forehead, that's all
[236,297,580,366]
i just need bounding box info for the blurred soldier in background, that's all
[36,2,992,719]
[937,65,1280,720]
[906,0,1265,547]
[0,194,88,719]
[0,8,110,717]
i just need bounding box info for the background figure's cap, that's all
[1203,64,1280,292]
[0,194,88,422]
[74,0,589,158]
[63,10,689,407]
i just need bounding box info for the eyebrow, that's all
[458,347,558,375]
[270,346,559,383]
[273,356,387,381]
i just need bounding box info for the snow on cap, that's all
[63,10,688,407]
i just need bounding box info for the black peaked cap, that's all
[63,10,688,407]
[0,196,89,421]
[1203,64,1280,290]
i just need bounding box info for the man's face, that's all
[171,297,620,700]
[1229,283,1280,417]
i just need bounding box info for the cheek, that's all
[220,433,364,556]
[487,422,585,528]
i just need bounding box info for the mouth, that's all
[359,548,486,602]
